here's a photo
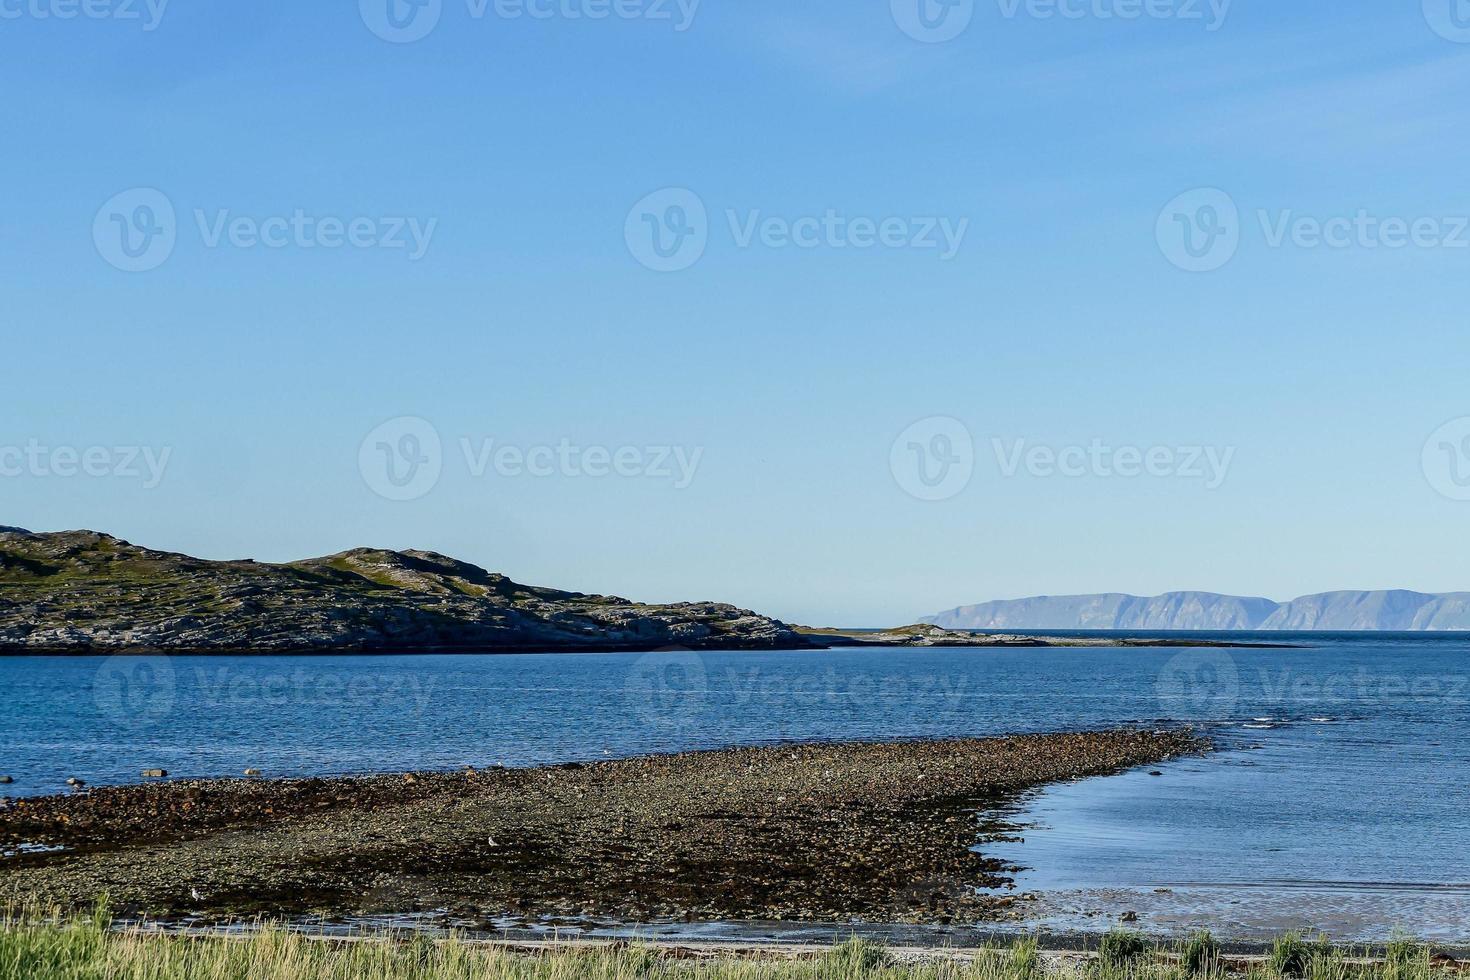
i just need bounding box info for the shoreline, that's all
[0,730,1206,925]
[0,630,1293,656]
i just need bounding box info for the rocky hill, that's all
[0,528,809,653]
[927,590,1470,631]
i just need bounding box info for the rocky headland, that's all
[0,528,806,653]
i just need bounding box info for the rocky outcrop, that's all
[0,528,810,653]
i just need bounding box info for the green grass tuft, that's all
[1099,929,1151,969]
[0,906,1462,980]
[1182,929,1222,976]
[821,936,891,973]
[1269,932,1335,979]
[1008,935,1040,980]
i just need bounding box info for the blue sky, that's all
[4,0,1470,626]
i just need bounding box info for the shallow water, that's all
[2,634,1468,941]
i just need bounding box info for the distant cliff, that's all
[926,590,1470,631]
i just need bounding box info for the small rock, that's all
[66,777,85,787]
[243,769,262,777]
[1148,771,1163,776]
[142,769,168,778]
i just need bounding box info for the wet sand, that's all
[0,730,1205,925]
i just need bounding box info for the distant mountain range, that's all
[924,591,1470,631]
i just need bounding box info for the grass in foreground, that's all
[0,912,1458,980]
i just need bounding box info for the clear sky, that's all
[4,0,1470,626]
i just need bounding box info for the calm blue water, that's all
[2,633,1468,940]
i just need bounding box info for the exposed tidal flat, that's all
[0,731,1204,926]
